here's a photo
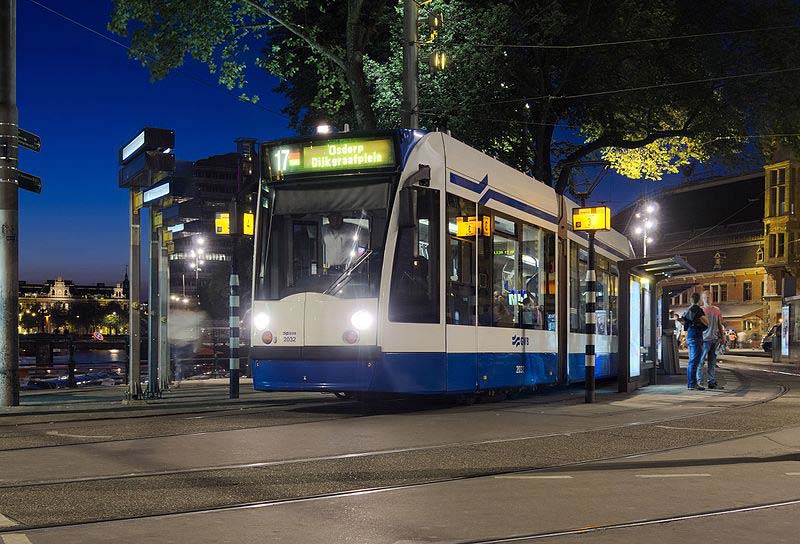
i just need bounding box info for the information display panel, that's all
[267,136,395,179]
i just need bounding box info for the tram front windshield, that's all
[260,184,389,300]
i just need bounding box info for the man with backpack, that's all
[681,292,710,390]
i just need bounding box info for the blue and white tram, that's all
[249,129,633,395]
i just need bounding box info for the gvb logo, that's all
[512,335,529,347]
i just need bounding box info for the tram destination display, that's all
[267,136,395,179]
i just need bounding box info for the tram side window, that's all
[478,209,518,327]
[520,224,553,330]
[609,265,619,335]
[595,256,608,335]
[388,188,440,323]
[446,194,477,325]
[569,242,589,333]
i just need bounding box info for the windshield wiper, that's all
[323,249,374,295]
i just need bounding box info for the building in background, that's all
[614,169,773,347]
[19,274,129,335]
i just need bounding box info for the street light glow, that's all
[196,237,205,246]
[634,226,643,234]
[646,203,656,213]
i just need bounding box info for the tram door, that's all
[445,194,479,392]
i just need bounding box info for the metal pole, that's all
[146,209,159,398]
[0,0,19,406]
[229,199,240,398]
[643,230,648,257]
[401,0,419,129]
[158,231,169,391]
[128,191,142,398]
[585,231,596,403]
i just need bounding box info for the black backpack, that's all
[682,305,707,331]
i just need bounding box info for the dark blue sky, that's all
[16,0,685,284]
[17,0,290,284]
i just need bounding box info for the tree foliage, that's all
[110,0,800,189]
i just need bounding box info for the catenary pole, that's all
[401,0,419,128]
[0,0,19,406]
[585,231,596,403]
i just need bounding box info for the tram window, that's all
[609,265,619,335]
[569,242,589,333]
[491,233,520,327]
[388,188,440,323]
[595,256,608,335]
[520,224,546,330]
[446,194,476,325]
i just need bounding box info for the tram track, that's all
[0,361,794,532]
[0,371,796,534]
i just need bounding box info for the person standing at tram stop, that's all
[680,292,710,390]
[699,290,726,390]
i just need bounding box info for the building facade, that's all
[19,275,128,335]
[614,169,776,347]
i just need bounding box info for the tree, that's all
[110,0,392,130]
[110,0,800,189]
[71,300,104,335]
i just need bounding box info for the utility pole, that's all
[0,0,18,407]
[401,0,419,129]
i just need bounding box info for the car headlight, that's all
[253,312,270,331]
[350,310,374,331]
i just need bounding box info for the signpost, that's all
[0,0,43,405]
[572,206,612,403]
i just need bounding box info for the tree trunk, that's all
[532,122,554,186]
[345,55,376,130]
[345,0,377,130]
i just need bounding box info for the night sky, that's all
[16,0,681,285]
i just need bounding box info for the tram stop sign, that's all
[573,206,611,231]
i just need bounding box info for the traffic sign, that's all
[215,212,230,235]
[573,207,611,231]
[243,212,255,236]
[18,128,40,152]
[16,170,42,193]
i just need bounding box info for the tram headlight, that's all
[350,310,374,331]
[253,312,270,331]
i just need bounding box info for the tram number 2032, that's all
[281,331,298,343]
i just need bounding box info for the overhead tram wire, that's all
[25,0,291,122]
[473,23,800,50]
[480,65,800,106]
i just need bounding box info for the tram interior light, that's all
[350,310,374,331]
[254,312,270,331]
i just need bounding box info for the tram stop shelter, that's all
[618,255,696,393]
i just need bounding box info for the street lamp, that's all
[632,201,658,257]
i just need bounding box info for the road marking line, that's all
[636,473,711,479]
[2,534,33,544]
[45,430,113,439]
[785,473,800,476]
[655,425,739,432]
[0,513,17,528]
[495,475,573,480]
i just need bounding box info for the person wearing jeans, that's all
[699,290,725,389]
[681,292,709,390]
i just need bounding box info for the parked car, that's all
[762,325,780,352]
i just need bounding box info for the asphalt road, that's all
[0,355,798,543]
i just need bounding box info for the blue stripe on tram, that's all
[251,351,604,393]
